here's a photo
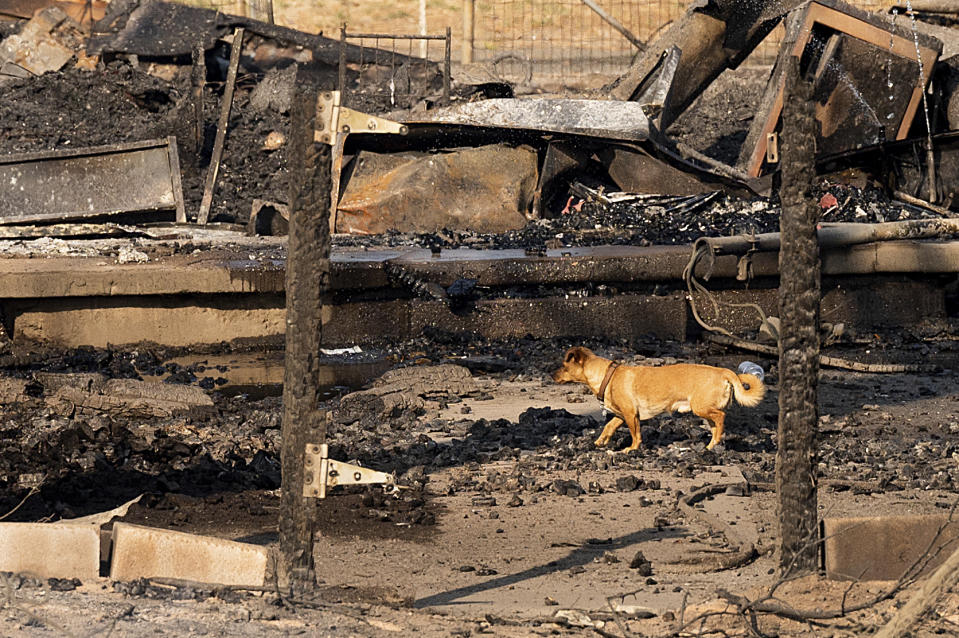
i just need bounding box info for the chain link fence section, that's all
[469,0,886,85]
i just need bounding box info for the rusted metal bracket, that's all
[302,443,399,499]
[314,91,408,144]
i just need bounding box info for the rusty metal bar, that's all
[197,28,244,225]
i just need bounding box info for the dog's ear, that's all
[565,347,587,364]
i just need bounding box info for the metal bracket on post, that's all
[314,91,409,144]
[766,132,779,164]
[302,443,399,499]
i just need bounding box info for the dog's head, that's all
[552,346,593,383]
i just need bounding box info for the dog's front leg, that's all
[594,416,624,447]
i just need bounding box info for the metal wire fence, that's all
[174,0,896,85]
[468,0,888,84]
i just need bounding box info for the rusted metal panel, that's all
[602,145,730,196]
[609,0,807,127]
[0,137,185,225]
[336,145,537,234]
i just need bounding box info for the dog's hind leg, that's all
[622,413,643,451]
[594,416,624,447]
[696,408,726,450]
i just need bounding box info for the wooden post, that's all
[418,0,427,58]
[278,68,332,590]
[776,55,820,577]
[462,0,474,64]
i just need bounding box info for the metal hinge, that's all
[302,443,400,499]
[765,132,779,164]
[314,91,408,144]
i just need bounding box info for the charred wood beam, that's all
[776,57,820,577]
[278,67,332,589]
[191,45,205,162]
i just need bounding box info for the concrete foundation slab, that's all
[0,523,100,579]
[823,514,959,581]
[9,294,285,347]
[0,240,952,348]
[109,522,268,586]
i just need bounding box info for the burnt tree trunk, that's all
[279,69,331,589]
[776,56,820,576]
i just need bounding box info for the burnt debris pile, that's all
[2,0,959,238]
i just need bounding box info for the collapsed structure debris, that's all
[323,0,959,235]
[0,5,85,79]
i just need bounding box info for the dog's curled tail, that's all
[726,370,766,408]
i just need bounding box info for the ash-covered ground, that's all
[2,330,957,525]
[1,331,958,635]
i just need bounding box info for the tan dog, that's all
[552,346,766,451]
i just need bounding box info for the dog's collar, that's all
[597,361,620,401]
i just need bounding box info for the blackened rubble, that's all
[335,183,950,251]
[0,60,290,224]
[0,44,949,247]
